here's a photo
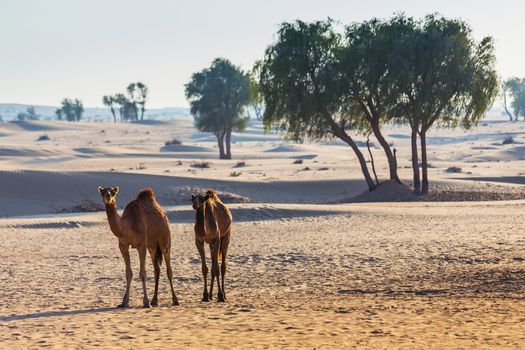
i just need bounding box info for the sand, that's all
[1,118,525,348]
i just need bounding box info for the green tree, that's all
[393,14,498,193]
[55,108,62,120]
[136,82,148,121]
[185,58,251,159]
[126,83,139,121]
[102,95,117,123]
[504,78,525,121]
[338,18,404,183]
[58,98,84,121]
[258,20,377,191]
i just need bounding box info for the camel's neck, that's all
[105,203,122,237]
[195,206,205,230]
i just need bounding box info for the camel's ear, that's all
[191,194,195,200]
[111,186,119,195]
[98,186,104,195]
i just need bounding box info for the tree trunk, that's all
[217,132,226,159]
[110,107,116,123]
[503,92,514,121]
[371,122,400,183]
[334,127,377,191]
[140,104,145,121]
[419,131,429,194]
[225,128,232,159]
[411,127,421,194]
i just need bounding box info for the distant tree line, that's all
[257,14,498,194]
[103,82,148,123]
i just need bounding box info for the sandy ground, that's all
[1,119,525,348]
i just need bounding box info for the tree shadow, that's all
[0,306,124,322]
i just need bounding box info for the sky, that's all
[1,0,524,108]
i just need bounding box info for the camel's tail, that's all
[155,243,163,266]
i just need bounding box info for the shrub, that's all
[293,159,303,164]
[36,134,50,141]
[233,161,246,168]
[165,138,182,146]
[502,136,514,145]
[230,171,242,177]
[191,161,210,168]
[446,166,462,173]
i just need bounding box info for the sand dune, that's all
[1,118,525,348]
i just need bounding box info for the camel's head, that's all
[191,194,208,210]
[98,186,119,206]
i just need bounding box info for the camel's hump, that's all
[136,188,155,201]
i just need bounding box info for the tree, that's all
[113,93,129,122]
[338,18,404,183]
[136,82,148,121]
[393,14,498,193]
[72,99,84,121]
[126,83,139,121]
[17,106,40,121]
[504,78,525,121]
[58,98,84,121]
[258,20,377,191]
[55,108,62,120]
[185,58,251,159]
[102,95,117,123]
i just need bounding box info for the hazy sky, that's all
[1,0,523,108]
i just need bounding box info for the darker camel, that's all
[192,190,232,302]
[98,186,179,308]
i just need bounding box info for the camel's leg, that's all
[196,240,209,302]
[138,245,150,308]
[149,250,161,307]
[220,231,231,301]
[118,243,132,308]
[210,237,225,302]
[162,248,180,306]
[208,243,214,300]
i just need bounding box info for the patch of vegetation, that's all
[191,161,210,168]
[165,138,182,146]
[36,134,50,141]
[230,171,242,177]
[446,166,462,173]
[293,159,303,164]
[233,161,246,168]
[502,136,514,145]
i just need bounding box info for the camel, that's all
[98,186,179,308]
[192,190,232,302]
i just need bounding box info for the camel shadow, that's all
[0,306,124,322]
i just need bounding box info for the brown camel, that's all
[192,190,232,302]
[98,186,179,308]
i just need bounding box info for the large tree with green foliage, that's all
[185,58,251,159]
[392,14,498,193]
[338,18,406,183]
[259,20,378,190]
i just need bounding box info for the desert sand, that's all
[1,118,525,349]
